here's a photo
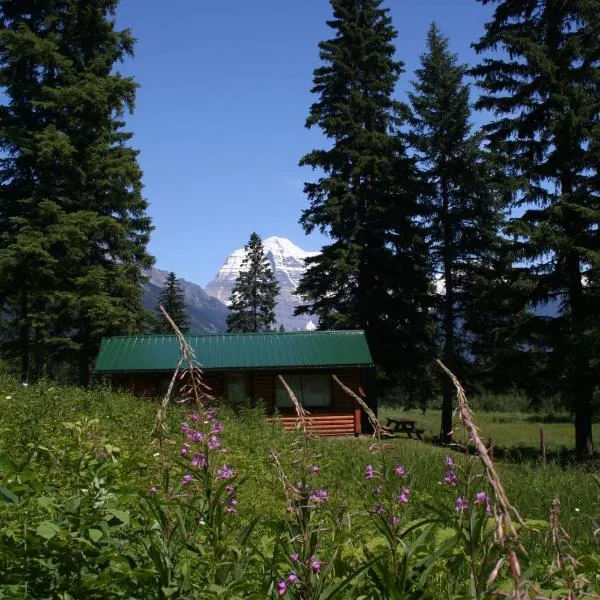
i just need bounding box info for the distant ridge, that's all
[142,268,228,333]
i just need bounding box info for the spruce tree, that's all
[227,233,280,333]
[408,23,504,442]
[155,273,190,333]
[0,1,153,384]
[296,0,434,391]
[472,0,600,460]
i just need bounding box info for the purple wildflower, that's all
[277,580,287,596]
[389,515,400,527]
[190,413,200,423]
[372,486,382,496]
[443,470,458,486]
[372,503,385,515]
[310,557,321,573]
[455,496,470,513]
[475,491,492,514]
[290,552,299,562]
[445,456,455,468]
[308,489,329,504]
[188,430,205,444]
[182,474,193,486]
[192,452,208,469]
[365,464,374,480]
[309,465,320,473]
[149,485,158,494]
[225,484,234,494]
[180,443,190,457]
[216,465,235,480]
[180,422,190,433]
[288,571,298,584]
[394,464,405,478]
[396,488,410,504]
[211,422,224,435]
[208,435,221,450]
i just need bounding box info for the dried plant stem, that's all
[436,359,525,598]
[278,374,313,436]
[152,306,212,447]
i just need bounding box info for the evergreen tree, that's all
[296,0,434,392]
[0,1,153,385]
[472,0,600,460]
[408,23,505,442]
[227,233,280,333]
[155,272,190,333]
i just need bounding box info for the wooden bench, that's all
[383,417,424,440]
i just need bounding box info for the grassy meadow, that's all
[1,376,599,598]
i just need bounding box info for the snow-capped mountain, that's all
[205,236,319,331]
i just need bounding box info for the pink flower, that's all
[180,443,190,457]
[394,464,405,478]
[389,515,400,527]
[309,465,320,473]
[208,435,221,450]
[149,485,158,494]
[289,552,299,562]
[455,496,469,513]
[445,456,455,468]
[277,580,287,596]
[365,464,374,480]
[310,557,321,573]
[216,465,235,480]
[443,470,458,486]
[396,488,410,504]
[182,474,193,486]
[288,571,298,584]
[373,486,382,496]
[192,452,208,469]
[190,413,200,423]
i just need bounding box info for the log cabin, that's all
[94,330,376,436]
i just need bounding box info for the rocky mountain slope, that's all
[143,268,228,333]
[205,236,319,331]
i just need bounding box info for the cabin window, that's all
[276,374,331,408]
[227,374,248,405]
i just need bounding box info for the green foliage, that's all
[408,22,506,441]
[227,233,280,333]
[0,0,153,386]
[155,273,190,333]
[472,0,600,460]
[1,380,600,597]
[296,0,435,395]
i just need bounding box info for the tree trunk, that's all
[440,188,455,444]
[561,166,594,461]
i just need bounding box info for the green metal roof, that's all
[94,331,373,373]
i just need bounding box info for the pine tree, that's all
[472,0,600,460]
[408,23,505,442]
[296,0,434,391]
[227,233,280,333]
[155,273,190,333]
[0,1,153,384]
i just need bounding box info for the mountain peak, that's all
[205,236,320,330]
[262,236,318,259]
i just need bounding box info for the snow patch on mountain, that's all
[205,236,320,331]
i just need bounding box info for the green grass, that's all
[380,406,600,453]
[1,376,599,558]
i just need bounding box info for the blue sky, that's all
[115,0,495,286]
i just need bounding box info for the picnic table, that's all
[383,417,424,441]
